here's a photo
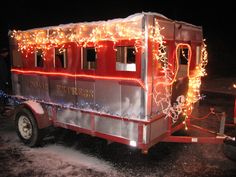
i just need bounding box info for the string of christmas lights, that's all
[151,19,208,125]
[10,15,208,124]
[10,18,144,57]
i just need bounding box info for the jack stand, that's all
[219,112,226,136]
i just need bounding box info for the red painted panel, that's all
[15,39,142,82]
[21,52,35,69]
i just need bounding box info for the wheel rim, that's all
[18,115,32,140]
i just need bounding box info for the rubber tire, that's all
[15,108,42,147]
[223,144,236,161]
[223,130,236,161]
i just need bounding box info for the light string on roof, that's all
[10,19,144,57]
[10,16,208,124]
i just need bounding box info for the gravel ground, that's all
[1,91,236,177]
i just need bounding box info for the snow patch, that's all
[35,144,114,173]
[22,12,168,32]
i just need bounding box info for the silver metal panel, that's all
[143,125,148,144]
[20,75,50,101]
[121,121,138,141]
[195,30,203,41]
[141,14,149,82]
[56,108,77,124]
[77,112,92,130]
[151,82,171,114]
[121,85,143,119]
[75,80,95,109]
[157,19,174,40]
[56,109,91,130]
[95,80,121,116]
[141,14,149,120]
[95,115,121,136]
[49,77,76,105]
[149,117,168,142]
[175,23,203,42]
[95,115,138,141]
[45,105,53,120]
[11,73,21,95]
[20,75,32,97]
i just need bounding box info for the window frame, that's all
[178,47,189,65]
[35,49,44,68]
[54,48,68,69]
[115,46,136,72]
[81,47,97,70]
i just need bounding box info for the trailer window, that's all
[54,48,67,68]
[116,46,136,71]
[178,48,188,65]
[35,49,44,67]
[82,47,96,70]
[176,46,190,79]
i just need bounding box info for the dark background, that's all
[0,0,235,78]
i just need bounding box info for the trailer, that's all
[9,12,235,153]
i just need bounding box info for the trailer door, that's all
[171,43,191,104]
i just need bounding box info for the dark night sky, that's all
[1,0,235,77]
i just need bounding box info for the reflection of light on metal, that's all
[129,140,137,147]
[185,125,188,130]
[11,69,146,90]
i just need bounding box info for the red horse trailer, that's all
[9,12,234,153]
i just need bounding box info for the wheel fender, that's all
[15,100,52,129]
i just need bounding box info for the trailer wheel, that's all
[15,108,42,147]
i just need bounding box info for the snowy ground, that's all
[1,77,236,177]
[201,77,236,95]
